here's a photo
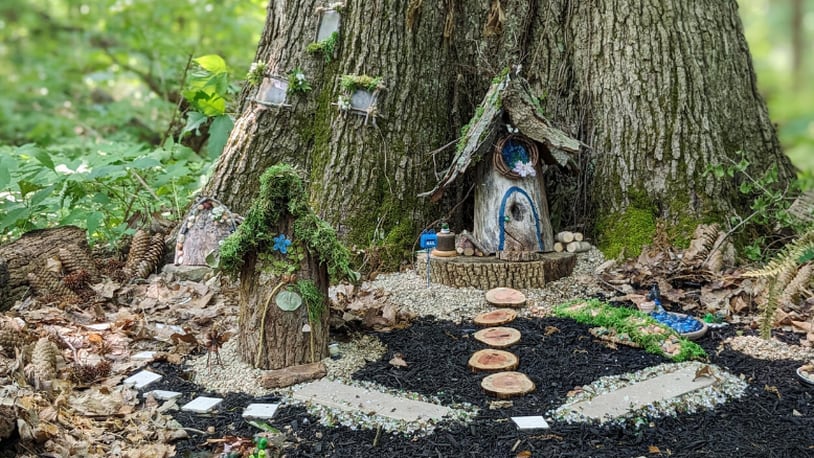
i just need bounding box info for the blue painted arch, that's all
[498,186,544,251]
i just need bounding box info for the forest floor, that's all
[1,248,814,458]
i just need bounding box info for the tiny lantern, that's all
[316,7,341,42]
[255,76,289,107]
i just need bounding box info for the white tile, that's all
[123,370,162,389]
[85,323,111,331]
[242,403,280,419]
[511,416,550,430]
[131,351,157,361]
[181,396,223,413]
[143,390,182,401]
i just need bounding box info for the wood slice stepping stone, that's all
[468,349,519,372]
[474,308,517,326]
[481,371,536,399]
[473,327,521,348]
[485,287,526,307]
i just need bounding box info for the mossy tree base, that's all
[420,252,575,289]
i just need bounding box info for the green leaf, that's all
[29,184,56,206]
[0,206,31,230]
[194,54,227,74]
[17,180,42,198]
[33,149,55,171]
[131,157,161,169]
[206,115,234,159]
[0,158,10,190]
[86,211,104,236]
[182,111,208,136]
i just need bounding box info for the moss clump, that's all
[294,279,324,323]
[219,164,355,281]
[554,299,707,362]
[306,31,339,63]
[339,74,384,92]
[597,206,656,259]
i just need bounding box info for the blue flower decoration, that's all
[272,234,292,254]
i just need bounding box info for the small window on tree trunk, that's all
[316,8,341,42]
[255,76,290,107]
[335,74,385,125]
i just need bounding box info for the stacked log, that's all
[553,232,591,254]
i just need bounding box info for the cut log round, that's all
[463,247,475,256]
[573,232,584,242]
[473,327,521,348]
[468,349,519,372]
[481,371,536,399]
[553,242,564,252]
[566,241,592,253]
[555,231,574,243]
[474,308,518,326]
[485,287,526,307]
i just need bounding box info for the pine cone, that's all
[25,337,58,390]
[0,319,32,356]
[133,234,165,279]
[125,229,151,271]
[59,245,100,281]
[70,359,111,384]
[26,271,81,301]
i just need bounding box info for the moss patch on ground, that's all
[554,299,707,362]
[596,206,656,259]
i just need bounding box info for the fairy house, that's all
[420,71,580,256]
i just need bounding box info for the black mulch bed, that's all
[156,317,814,458]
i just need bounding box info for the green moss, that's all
[554,299,707,362]
[219,164,355,282]
[597,206,656,259]
[339,74,383,92]
[306,31,339,63]
[294,279,324,323]
[491,66,510,84]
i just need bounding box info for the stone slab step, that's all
[562,365,717,422]
[292,379,451,422]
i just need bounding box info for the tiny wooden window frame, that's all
[315,7,342,42]
[253,75,291,108]
[493,135,539,180]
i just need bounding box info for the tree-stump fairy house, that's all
[219,165,355,371]
[419,71,581,289]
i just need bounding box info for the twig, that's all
[161,54,194,145]
[372,424,382,447]
[129,169,161,201]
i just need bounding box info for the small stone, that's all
[207,426,215,433]
[181,396,223,413]
[242,403,280,420]
[85,323,111,331]
[131,351,156,361]
[511,416,550,430]
[123,370,162,389]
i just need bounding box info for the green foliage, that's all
[0,140,208,244]
[597,205,656,260]
[180,54,238,159]
[294,280,325,323]
[306,31,340,63]
[219,164,356,282]
[554,300,707,362]
[704,151,807,262]
[246,62,268,87]
[287,68,313,95]
[339,74,383,92]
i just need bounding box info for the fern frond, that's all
[683,224,720,266]
[778,262,814,308]
[743,230,814,278]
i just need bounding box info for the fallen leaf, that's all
[649,445,661,454]
[389,353,408,368]
[516,451,531,458]
[544,326,560,336]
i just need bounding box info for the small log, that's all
[485,287,526,307]
[573,232,584,242]
[468,349,519,372]
[481,371,536,399]
[555,231,574,243]
[553,242,564,252]
[473,327,521,348]
[456,247,465,254]
[474,308,518,326]
[463,247,475,257]
[566,241,591,253]
[261,361,327,389]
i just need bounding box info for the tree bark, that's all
[205,0,795,262]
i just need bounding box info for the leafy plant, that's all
[181,54,237,159]
[0,141,208,245]
[246,62,268,87]
[287,68,312,95]
[743,228,814,339]
[339,74,383,92]
[306,31,340,63]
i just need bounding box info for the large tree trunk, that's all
[205,0,794,262]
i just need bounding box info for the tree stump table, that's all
[420,252,575,289]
